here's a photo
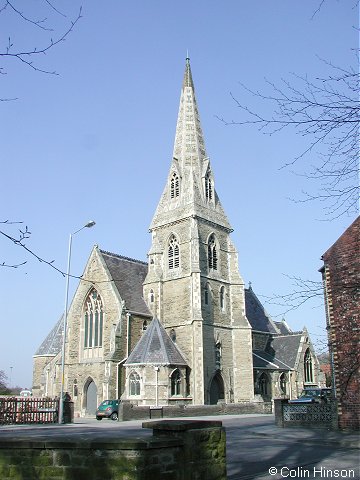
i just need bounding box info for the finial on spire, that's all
[186,49,190,64]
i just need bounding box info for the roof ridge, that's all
[99,249,147,265]
[273,331,303,337]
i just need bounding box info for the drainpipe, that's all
[126,311,131,357]
[154,366,159,406]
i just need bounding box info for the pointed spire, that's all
[174,56,207,167]
[149,58,232,232]
[182,54,194,90]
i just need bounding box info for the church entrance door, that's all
[209,373,225,405]
[85,380,98,415]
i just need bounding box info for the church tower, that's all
[143,58,254,404]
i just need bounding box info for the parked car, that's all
[95,400,119,420]
[289,387,332,404]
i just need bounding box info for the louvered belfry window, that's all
[205,172,212,201]
[168,235,180,269]
[208,234,218,270]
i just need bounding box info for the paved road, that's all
[0,414,359,479]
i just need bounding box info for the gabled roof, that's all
[125,317,187,366]
[266,333,303,370]
[322,216,359,261]
[100,249,151,316]
[34,315,63,356]
[245,287,279,334]
[274,319,293,335]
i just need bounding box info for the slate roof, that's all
[253,350,292,370]
[245,287,279,334]
[34,315,63,356]
[274,320,293,335]
[253,332,303,370]
[125,317,188,366]
[268,333,303,370]
[100,250,151,316]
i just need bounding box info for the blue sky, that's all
[1,1,358,388]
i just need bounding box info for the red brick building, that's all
[320,216,360,430]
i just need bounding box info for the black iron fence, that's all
[0,397,59,425]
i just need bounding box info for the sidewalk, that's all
[246,423,360,449]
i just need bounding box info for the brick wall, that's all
[321,217,360,430]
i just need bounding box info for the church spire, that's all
[150,57,232,232]
[182,54,194,89]
[173,56,207,170]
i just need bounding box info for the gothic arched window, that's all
[84,289,103,349]
[219,286,225,311]
[170,328,176,342]
[168,234,180,269]
[205,172,213,201]
[149,289,154,303]
[208,234,218,270]
[171,369,181,396]
[129,372,141,396]
[304,349,314,383]
[280,373,287,395]
[204,283,211,306]
[170,172,180,199]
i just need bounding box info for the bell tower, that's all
[143,57,254,404]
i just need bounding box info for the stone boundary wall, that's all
[0,420,226,480]
[119,401,272,421]
[274,398,338,429]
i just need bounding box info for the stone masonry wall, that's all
[0,420,227,480]
[119,400,272,421]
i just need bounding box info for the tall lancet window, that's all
[205,172,213,201]
[170,172,180,199]
[208,234,218,270]
[168,234,180,269]
[219,286,225,311]
[84,289,103,349]
[304,348,314,383]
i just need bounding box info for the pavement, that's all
[0,414,359,479]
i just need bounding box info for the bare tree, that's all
[0,370,11,395]
[261,274,324,314]
[0,220,67,273]
[220,62,359,219]
[0,1,82,100]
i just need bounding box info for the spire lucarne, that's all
[150,57,232,231]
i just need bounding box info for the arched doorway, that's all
[84,379,98,415]
[209,372,225,405]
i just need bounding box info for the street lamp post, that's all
[58,221,95,424]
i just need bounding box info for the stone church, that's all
[32,58,322,416]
